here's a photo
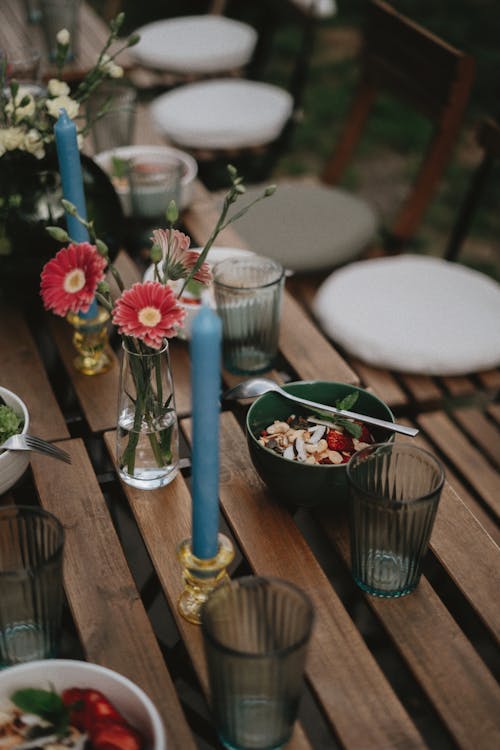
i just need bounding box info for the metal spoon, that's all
[222,377,418,437]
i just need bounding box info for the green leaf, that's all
[11,687,64,719]
[0,404,22,443]
[335,392,359,412]
[337,419,362,439]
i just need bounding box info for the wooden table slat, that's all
[32,439,196,750]
[102,432,313,750]
[215,412,426,750]
[453,406,500,467]
[0,306,70,441]
[317,508,500,750]
[417,410,500,520]
[49,317,119,433]
[280,293,359,385]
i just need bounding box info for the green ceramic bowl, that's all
[246,381,394,507]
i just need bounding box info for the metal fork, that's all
[0,434,72,464]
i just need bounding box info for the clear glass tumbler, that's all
[347,443,445,597]
[87,80,137,153]
[213,256,284,374]
[201,576,314,750]
[0,505,65,666]
[129,155,183,222]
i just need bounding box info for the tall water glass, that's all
[0,505,65,667]
[213,256,284,374]
[87,80,137,153]
[347,443,444,597]
[201,576,314,750]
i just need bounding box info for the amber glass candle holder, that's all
[66,306,112,375]
[177,534,234,625]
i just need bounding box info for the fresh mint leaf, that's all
[11,688,69,735]
[335,392,359,412]
[336,418,362,439]
[11,687,63,716]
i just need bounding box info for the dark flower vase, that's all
[0,148,124,306]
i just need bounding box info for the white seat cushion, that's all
[151,80,294,150]
[290,0,337,18]
[313,255,500,375]
[130,16,257,74]
[226,181,378,272]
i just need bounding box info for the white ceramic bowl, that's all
[0,386,29,495]
[143,246,255,339]
[0,659,166,750]
[94,144,198,215]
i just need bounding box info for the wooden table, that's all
[0,175,499,749]
[0,0,132,82]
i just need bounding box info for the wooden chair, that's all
[231,0,475,272]
[445,115,500,261]
[309,33,500,381]
[148,0,334,187]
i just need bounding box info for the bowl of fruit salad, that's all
[246,381,394,507]
[0,386,29,495]
[0,659,166,749]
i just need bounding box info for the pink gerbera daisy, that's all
[112,281,185,349]
[40,242,107,317]
[152,228,212,286]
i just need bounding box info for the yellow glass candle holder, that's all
[177,534,234,625]
[66,306,112,376]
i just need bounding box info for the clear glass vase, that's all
[117,339,179,490]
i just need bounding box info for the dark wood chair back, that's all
[322,0,475,251]
[445,116,500,261]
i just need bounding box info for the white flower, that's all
[109,64,124,79]
[23,128,45,159]
[48,79,70,97]
[56,28,71,45]
[45,95,80,120]
[5,88,36,122]
[0,127,25,151]
[99,54,123,79]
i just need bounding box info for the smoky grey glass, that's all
[213,256,284,375]
[0,505,65,667]
[347,443,444,598]
[201,576,314,750]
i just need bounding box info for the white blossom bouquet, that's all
[0,13,139,160]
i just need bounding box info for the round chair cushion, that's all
[290,0,337,18]
[226,181,378,272]
[151,80,293,150]
[313,255,500,375]
[130,16,257,74]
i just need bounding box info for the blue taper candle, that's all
[190,304,222,559]
[54,108,98,318]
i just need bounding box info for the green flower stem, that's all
[120,340,173,475]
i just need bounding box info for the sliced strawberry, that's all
[326,430,353,453]
[90,718,144,750]
[358,423,373,443]
[61,688,87,731]
[83,689,125,727]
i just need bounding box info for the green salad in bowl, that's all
[0,402,24,445]
[0,387,29,494]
